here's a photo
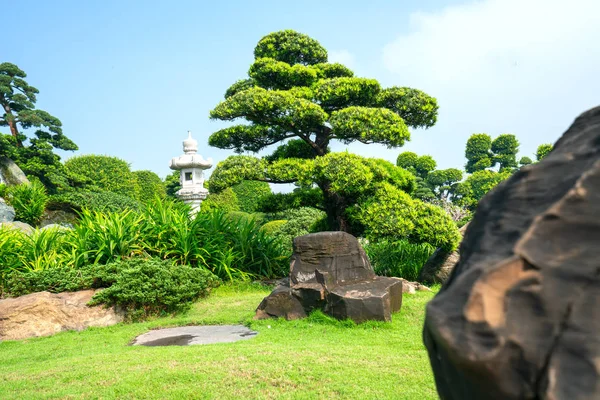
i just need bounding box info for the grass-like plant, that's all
[363,238,435,281]
[70,209,144,266]
[5,181,48,227]
[0,197,290,295]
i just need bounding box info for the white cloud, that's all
[380,0,600,169]
[328,49,356,69]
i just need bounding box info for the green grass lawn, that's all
[0,283,438,399]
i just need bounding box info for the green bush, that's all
[258,187,323,213]
[4,257,220,320]
[3,264,95,297]
[231,180,271,213]
[261,220,288,236]
[64,155,139,198]
[5,181,48,226]
[351,183,460,251]
[362,239,435,281]
[267,207,328,251]
[164,170,181,198]
[88,258,219,320]
[133,170,166,204]
[49,189,142,214]
[201,187,240,213]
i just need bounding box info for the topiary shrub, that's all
[231,180,271,213]
[133,170,166,204]
[351,183,460,251]
[261,219,288,236]
[5,181,48,226]
[49,189,142,214]
[64,155,139,198]
[201,187,240,213]
[258,187,323,213]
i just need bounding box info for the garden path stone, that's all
[131,325,258,346]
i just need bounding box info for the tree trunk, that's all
[0,97,21,147]
[320,182,352,233]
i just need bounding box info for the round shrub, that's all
[231,180,271,213]
[352,183,460,251]
[261,220,288,236]
[133,170,166,203]
[64,155,139,198]
[201,187,240,213]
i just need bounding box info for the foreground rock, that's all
[418,222,468,284]
[423,106,600,399]
[132,325,258,346]
[256,232,403,323]
[0,290,123,341]
[0,221,34,234]
[0,157,29,186]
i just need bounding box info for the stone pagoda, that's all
[169,131,212,214]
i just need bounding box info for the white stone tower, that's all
[169,131,213,214]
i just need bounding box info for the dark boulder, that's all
[256,231,403,323]
[423,106,600,400]
[325,277,403,323]
[290,231,375,286]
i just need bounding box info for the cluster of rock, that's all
[256,231,410,323]
[423,106,600,399]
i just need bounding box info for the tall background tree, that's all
[207,30,460,249]
[0,62,77,191]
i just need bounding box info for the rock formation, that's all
[0,157,29,186]
[418,223,469,284]
[256,231,403,323]
[0,198,15,223]
[0,290,123,341]
[423,106,600,399]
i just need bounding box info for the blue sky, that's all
[5,0,599,185]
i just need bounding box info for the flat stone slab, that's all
[131,325,258,346]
